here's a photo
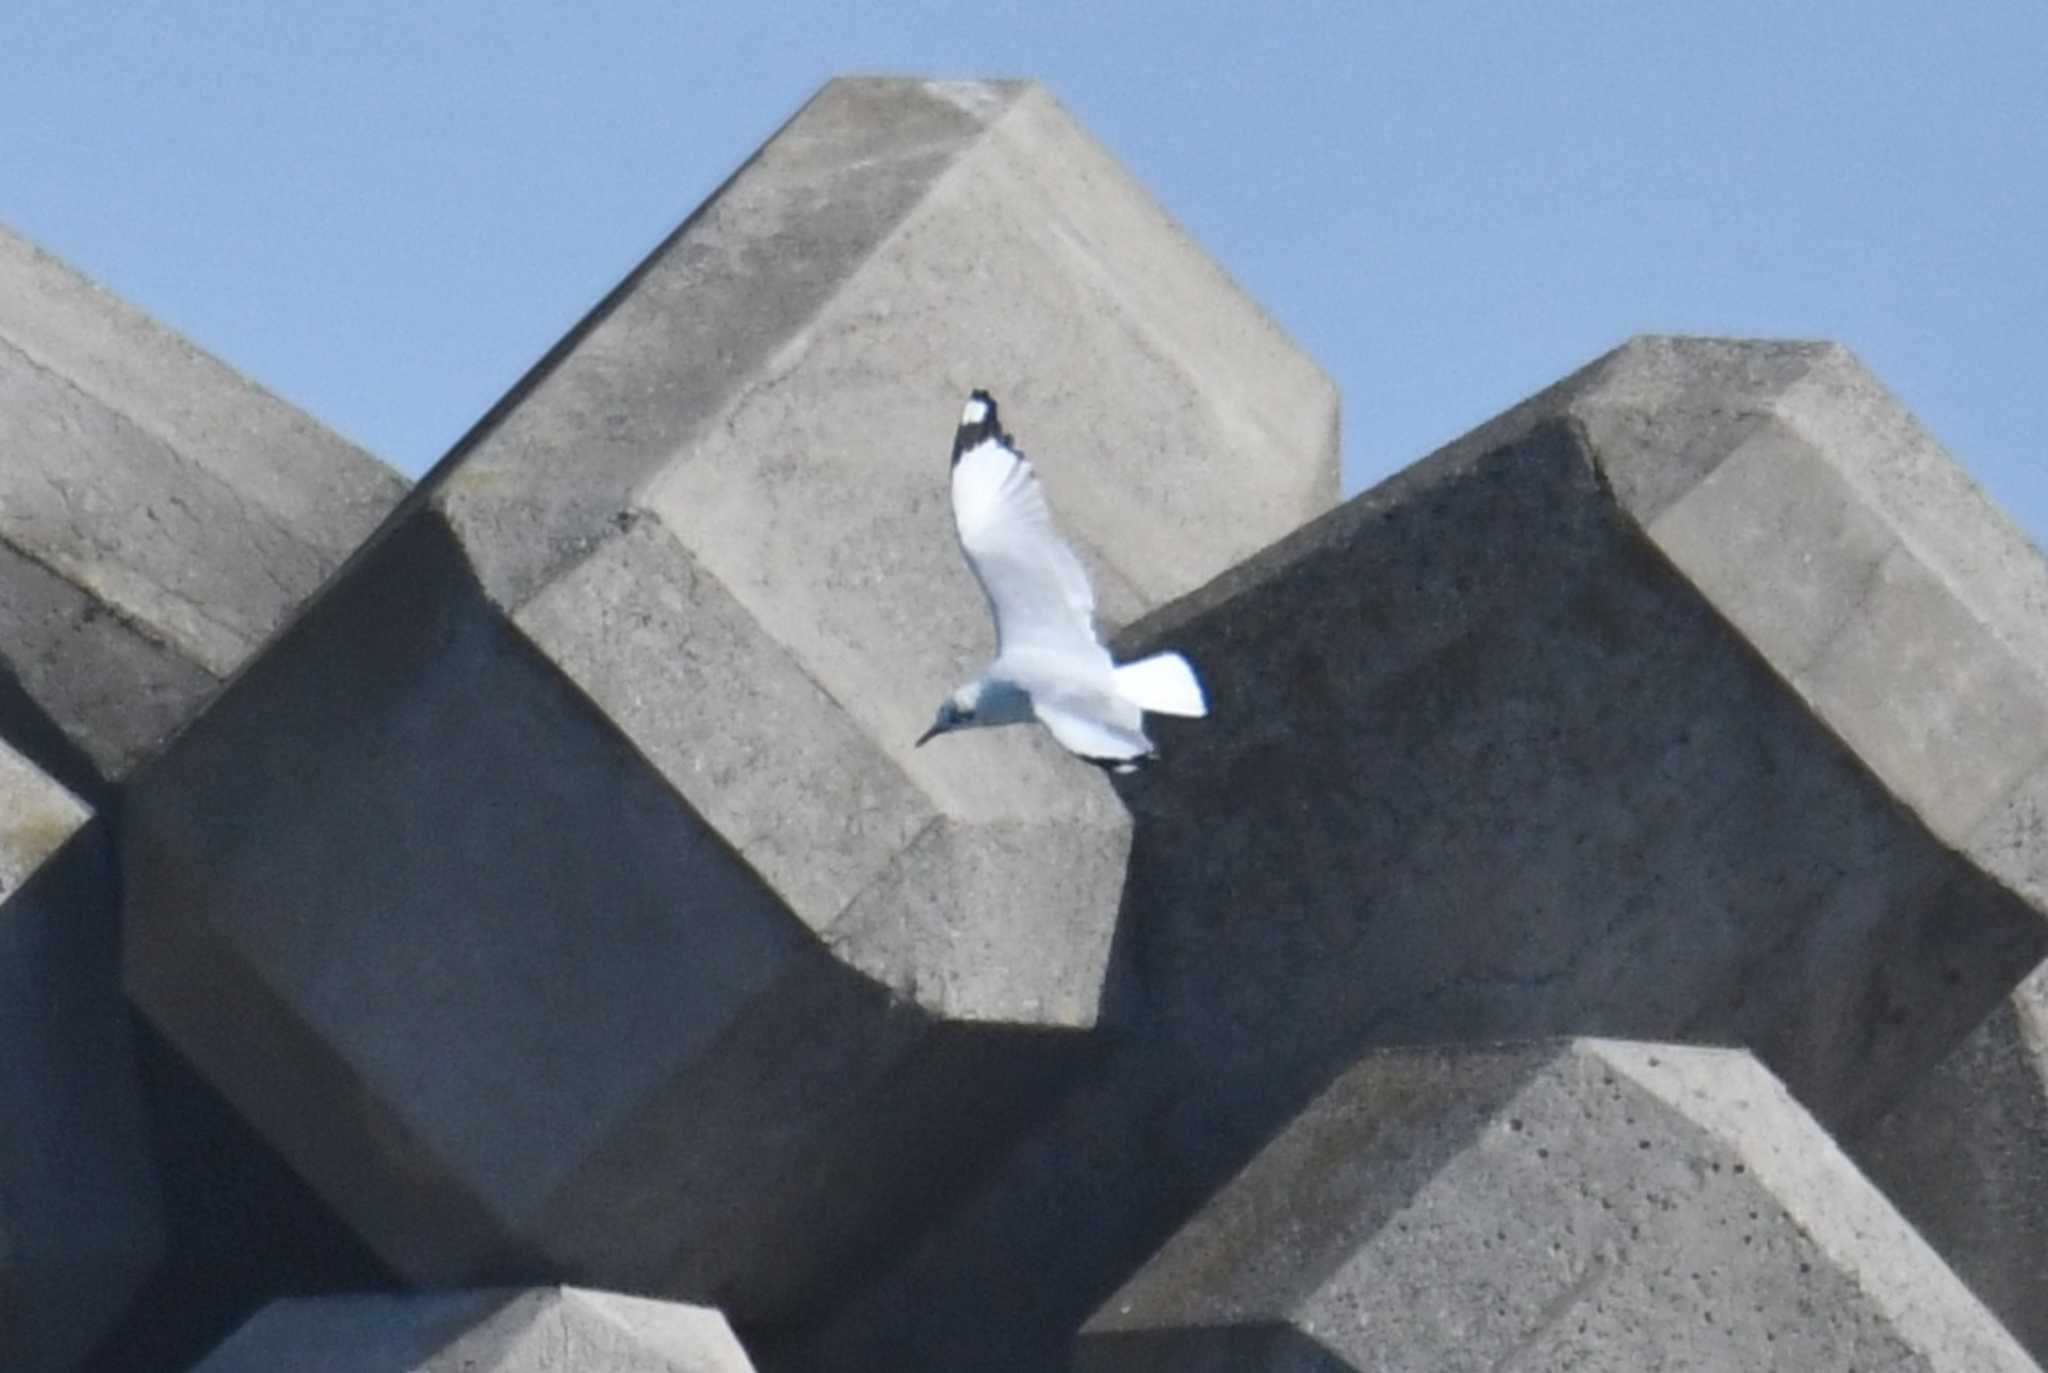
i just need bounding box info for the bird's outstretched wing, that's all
[949,391,1102,658]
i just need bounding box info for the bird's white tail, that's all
[1114,652,1208,718]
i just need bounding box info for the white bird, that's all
[917,389,1209,772]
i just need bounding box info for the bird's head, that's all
[916,683,984,747]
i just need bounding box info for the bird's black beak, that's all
[915,722,944,748]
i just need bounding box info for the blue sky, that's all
[3,4,2044,542]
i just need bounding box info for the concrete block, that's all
[1854,960,2048,1362]
[780,339,2048,1369]
[1,740,163,1372]
[1075,1040,2038,1372]
[122,78,1331,1325]
[192,1286,755,1372]
[1110,337,2048,1128]
[430,77,1337,624]
[0,222,406,788]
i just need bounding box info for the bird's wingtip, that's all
[952,389,1008,466]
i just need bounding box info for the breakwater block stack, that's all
[112,74,1338,1356]
[5,74,2046,1373]
[785,338,2048,1369]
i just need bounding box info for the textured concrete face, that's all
[431,77,1337,623]
[121,77,1330,1325]
[422,74,1337,988]
[0,223,406,787]
[784,339,2048,1371]
[191,1286,755,1372]
[123,513,1079,1322]
[1,740,163,1373]
[1104,339,2048,1133]
[1076,1040,2038,1372]
[1854,961,2048,1363]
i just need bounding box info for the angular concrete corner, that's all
[192,1287,755,1372]
[121,78,1334,1326]
[786,338,2048,1370]
[431,76,1338,627]
[1098,337,2048,1128]
[1,740,163,1373]
[0,223,406,791]
[1076,1040,2037,1372]
[1854,960,2048,1363]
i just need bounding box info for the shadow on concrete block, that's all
[1854,960,2048,1364]
[1076,1040,2038,1372]
[1,742,163,1373]
[77,1016,397,1373]
[776,338,2048,1371]
[122,512,1086,1329]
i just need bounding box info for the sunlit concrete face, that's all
[0,225,406,788]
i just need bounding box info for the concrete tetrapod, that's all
[1855,960,2048,1363]
[191,1287,755,1372]
[781,338,2048,1370]
[0,224,405,795]
[0,739,163,1373]
[1111,335,2048,1132]
[120,77,1337,1329]
[1076,1040,2039,1372]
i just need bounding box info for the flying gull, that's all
[917,389,1208,772]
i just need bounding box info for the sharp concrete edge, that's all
[0,221,408,781]
[1075,1039,2041,1373]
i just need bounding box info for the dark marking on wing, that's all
[952,388,1019,467]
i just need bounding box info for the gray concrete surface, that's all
[122,78,1333,1328]
[192,1286,755,1372]
[1075,1040,2039,1372]
[1,740,163,1373]
[774,338,2048,1371]
[1110,336,2048,1134]
[1854,960,2048,1363]
[424,77,1337,624]
[0,223,406,788]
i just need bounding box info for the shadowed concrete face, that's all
[1076,1040,2039,1373]
[191,1286,756,1372]
[1854,960,2048,1364]
[0,225,406,790]
[1110,409,2047,1141]
[1106,338,2048,1135]
[780,339,2048,1371]
[121,78,1334,1327]
[1,740,163,1373]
